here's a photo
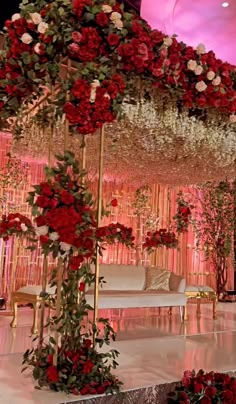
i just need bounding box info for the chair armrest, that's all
[169,273,186,293]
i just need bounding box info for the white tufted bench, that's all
[10,285,56,334]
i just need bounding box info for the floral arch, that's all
[0,0,236,397]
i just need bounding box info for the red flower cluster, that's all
[33,178,96,260]
[173,192,194,233]
[169,369,236,403]
[96,222,135,248]
[44,338,115,394]
[0,213,33,241]
[2,0,236,131]
[63,74,124,134]
[69,27,102,62]
[0,12,54,115]
[144,228,178,251]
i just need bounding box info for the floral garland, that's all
[173,191,194,234]
[23,151,122,395]
[1,0,236,134]
[168,369,236,403]
[143,228,178,253]
[96,222,135,248]
[0,213,34,241]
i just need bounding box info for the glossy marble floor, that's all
[1,303,236,403]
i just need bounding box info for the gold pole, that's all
[38,256,48,346]
[93,126,105,344]
[81,135,86,171]
[64,59,71,151]
[53,258,64,366]
[38,116,53,346]
[10,238,19,304]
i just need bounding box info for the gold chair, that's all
[10,285,55,334]
[185,272,217,320]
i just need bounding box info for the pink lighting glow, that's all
[141,0,236,64]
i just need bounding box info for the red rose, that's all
[40,235,49,244]
[46,365,59,383]
[48,198,58,209]
[180,391,189,400]
[63,102,79,124]
[72,31,82,43]
[223,390,234,401]
[83,359,94,373]
[111,198,118,207]
[194,382,204,393]
[200,397,211,404]
[84,339,92,348]
[47,354,53,365]
[69,255,83,270]
[79,282,86,292]
[96,12,109,26]
[36,195,50,208]
[80,386,90,395]
[230,380,236,392]
[96,385,106,394]
[205,386,217,398]
[40,182,53,197]
[107,34,120,47]
[60,190,75,205]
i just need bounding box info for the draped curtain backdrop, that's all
[0,132,233,300]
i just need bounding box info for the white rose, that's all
[196,43,206,55]
[212,76,221,86]
[60,242,72,252]
[90,88,97,103]
[34,43,42,54]
[15,218,20,222]
[49,232,59,241]
[195,80,207,92]
[207,70,215,81]
[35,225,49,236]
[114,19,123,30]
[38,22,49,34]
[12,13,21,22]
[30,12,42,25]
[21,33,33,45]
[163,36,173,47]
[229,114,236,123]
[20,223,28,232]
[91,79,100,89]
[110,12,122,21]
[187,60,197,71]
[194,65,203,75]
[102,4,113,13]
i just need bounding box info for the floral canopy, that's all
[0,0,235,185]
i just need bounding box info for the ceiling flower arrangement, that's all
[1,0,236,136]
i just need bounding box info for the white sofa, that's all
[86,264,187,321]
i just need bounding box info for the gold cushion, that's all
[145,267,171,291]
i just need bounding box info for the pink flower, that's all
[72,31,82,43]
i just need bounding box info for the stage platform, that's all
[1,303,236,403]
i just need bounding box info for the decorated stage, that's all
[1,303,236,404]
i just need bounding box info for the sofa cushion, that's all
[145,267,170,291]
[92,264,146,291]
[86,290,186,309]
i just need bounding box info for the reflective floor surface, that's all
[1,303,236,403]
